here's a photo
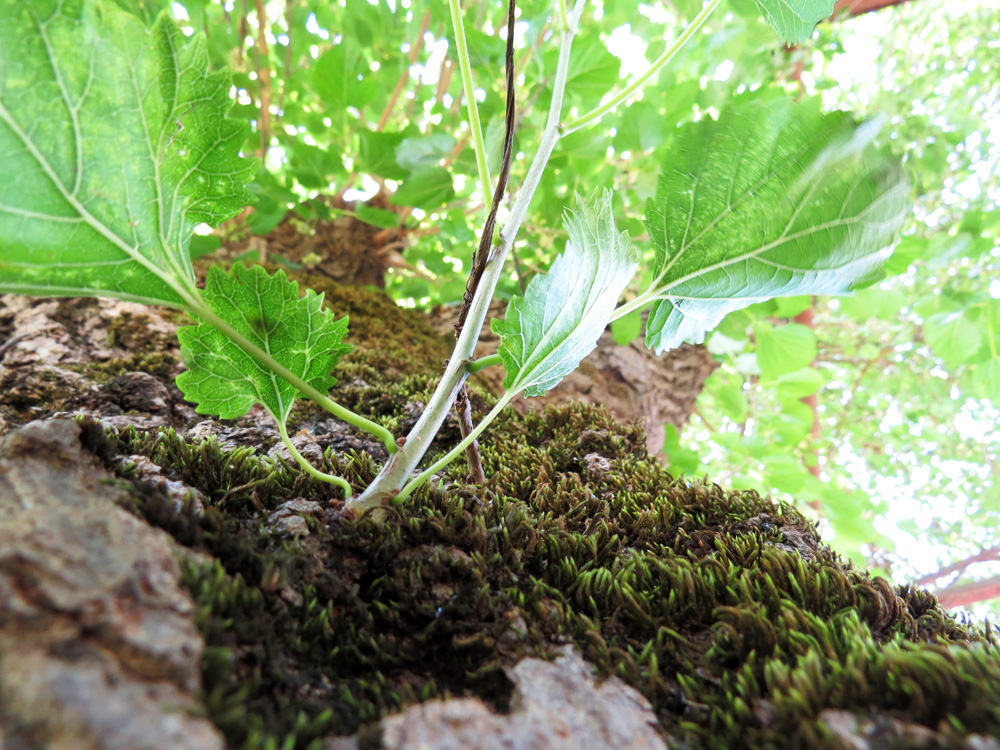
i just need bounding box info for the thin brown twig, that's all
[455,387,487,484]
[276,0,295,117]
[454,0,517,337]
[453,0,518,483]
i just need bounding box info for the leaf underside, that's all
[493,189,638,398]
[752,0,837,45]
[0,0,255,306]
[176,264,351,422]
[644,95,910,354]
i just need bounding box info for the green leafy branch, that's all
[0,0,911,510]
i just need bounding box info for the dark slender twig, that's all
[454,0,516,338]
[453,0,517,484]
[455,386,487,484]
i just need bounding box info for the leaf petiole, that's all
[466,353,503,374]
[277,421,353,498]
[448,0,493,216]
[393,393,514,503]
[561,0,721,135]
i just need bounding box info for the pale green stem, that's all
[188,300,397,454]
[609,288,661,321]
[449,0,493,212]
[277,421,353,498]
[561,0,721,134]
[394,393,514,503]
[348,0,586,512]
[558,0,571,31]
[467,353,503,374]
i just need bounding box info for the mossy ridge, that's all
[90,395,999,750]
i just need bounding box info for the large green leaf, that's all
[176,264,351,422]
[0,0,255,306]
[643,96,909,354]
[751,0,836,45]
[493,190,638,397]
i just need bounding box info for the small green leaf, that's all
[389,167,455,209]
[754,322,817,380]
[713,378,749,420]
[924,313,983,370]
[965,359,1000,402]
[313,40,376,109]
[611,310,643,346]
[356,205,400,230]
[643,96,909,353]
[0,0,255,306]
[493,190,638,397]
[556,35,621,108]
[189,234,222,260]
[396,134,456,173]
[177,264,351,422]
[774,367,825,397]
[750,0,836,44]
[357,129,409,180]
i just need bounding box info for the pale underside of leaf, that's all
[643,96,910,354]
[493,189,638,398]
[0,0,255,306]
[752,0,836,45]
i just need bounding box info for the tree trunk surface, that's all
[0,268,997,750]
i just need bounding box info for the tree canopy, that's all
[100,0,1000,613]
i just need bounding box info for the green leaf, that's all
[611,310,643,345]
[838,287,906,322]
[356,205,400,230]
[493,190,639,397]
[712,378,749,420]
[750,0,836,44]
[357,129,409,180]
[663,424,700,475]
[389,167,455,209]
[0,1,255,306]
[643,96,909,354]
[924,312,983,370]
[774,367,825,397]
[176,264,351,422]
[396,134,457,173]
[313,40,376,109]
[754,322,817,380]
[965,358,1000,402]
[550,35,621,109]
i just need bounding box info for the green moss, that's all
[88,395,999,750]
[62,274,997,750]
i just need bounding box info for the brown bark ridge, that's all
[0,274,998,749]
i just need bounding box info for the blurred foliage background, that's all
[121,0,999,615]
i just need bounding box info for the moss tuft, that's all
[89,394,1000,750]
